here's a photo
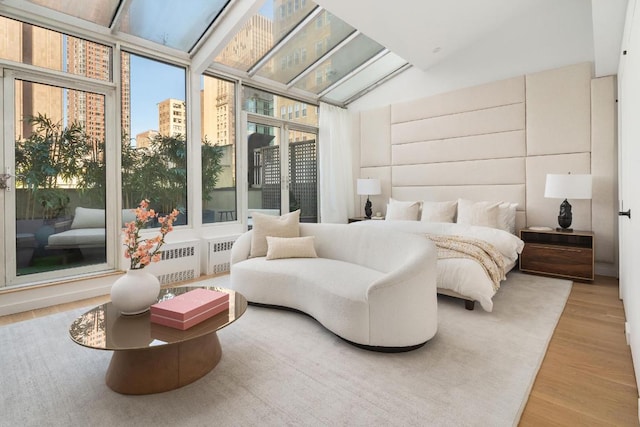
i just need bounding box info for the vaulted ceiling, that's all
[0,0,629,107]
[319,0,628,109]
[317,0,628,77]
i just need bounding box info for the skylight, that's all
[252,10,355,84]
[117,0,230,51]
[10,0,410,105]
[26,0,120,26]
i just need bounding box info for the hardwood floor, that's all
[520,275,639,426]
[0,294,109,326]
[0,274,637,424]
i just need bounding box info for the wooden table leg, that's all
[105,331,222,395]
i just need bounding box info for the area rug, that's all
[0,272,571,427]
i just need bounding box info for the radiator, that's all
[127,239,201,285]
[203,235,240,275]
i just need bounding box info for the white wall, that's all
[618,0,640,396]
[348,0,596,113]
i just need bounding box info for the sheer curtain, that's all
[319,102,355,223]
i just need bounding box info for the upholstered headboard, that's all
[357,62,617,274]
[360,75,528,232]
[388,76,527,232]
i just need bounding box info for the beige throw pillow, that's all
[265,236,318,260]
[250,210,300,258]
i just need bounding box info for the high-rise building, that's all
[201,76,235,146]
[158,98,186,137]
[120,51,131,140]
[214,14,273,71]
[66,39,131,145]
[135,130,159,149]
[1,16,130,144]
[66,38,108,145]
[0,17,63,139]
[201,76,237,188]
[271,1,323,137]
[205,13,274,189]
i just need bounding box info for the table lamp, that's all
[356,178,381,219]
[544,173,592,232]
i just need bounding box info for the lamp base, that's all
[364,197,372,219]
[557,199,573,231]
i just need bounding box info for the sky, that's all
[128,0,276,141]
[129,54,187,140]
[259,1,274,17]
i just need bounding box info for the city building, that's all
[0,17,63,139]
[134,129,159,149]
[158,98,186,137]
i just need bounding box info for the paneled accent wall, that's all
[357,62,618,275]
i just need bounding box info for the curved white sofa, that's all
[230,223,438,351]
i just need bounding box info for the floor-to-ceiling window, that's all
[0,13,321,291]
[13,81,108,277]
[1,17,115,287]
[121,52,187,225]
[201,74,237,224]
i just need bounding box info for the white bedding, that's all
[351,220,524,311]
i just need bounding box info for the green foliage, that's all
[15,114,91,219]
[75,137,106,206]
[15,114,224,222]
[121,133,224,216]
[201,136,224,201]
[121,133,188,215]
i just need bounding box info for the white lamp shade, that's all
[356,178,381,196]
[544,174,592,199]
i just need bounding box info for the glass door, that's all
[245,118,318,227]
[247,121,284,225]
[3,73,112,287]
[242,87,319,226]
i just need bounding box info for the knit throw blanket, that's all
[427,234,506,292]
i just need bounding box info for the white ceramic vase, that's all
[110,269,161,315]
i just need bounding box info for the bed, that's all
[351,199,525,311]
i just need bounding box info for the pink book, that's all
[150,288,229,330]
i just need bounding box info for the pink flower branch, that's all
[123,199,180,270]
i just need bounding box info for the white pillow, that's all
[456,199,501,228]
[250,210,300,258]
[385,199,421,221]
[497,202,518,234]
[420,201,457,223]
[70,207,105,229]
[266,236,318,260]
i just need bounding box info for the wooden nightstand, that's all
[519,228,594,281]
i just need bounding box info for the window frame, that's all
[1,65,118,286]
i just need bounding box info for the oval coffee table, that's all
[69,286,247,395]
